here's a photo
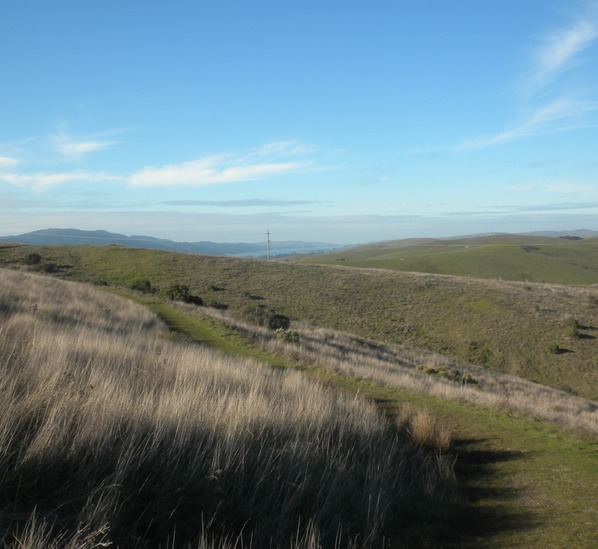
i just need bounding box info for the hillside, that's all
[292,233,598,285]
[1,243,597,401]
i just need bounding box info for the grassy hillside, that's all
[293,234,598,285]
[1,243,598,401]
[0,270,456,548]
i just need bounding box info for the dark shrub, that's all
[165,284,203,305]
[24,253,42,265]
[131,279,154,294]
[268,314,290,330]
[186,295,204,306]
[165,284,190,302]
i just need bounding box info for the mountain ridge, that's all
[0,228,340,257]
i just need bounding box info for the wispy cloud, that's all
[161,198,321,207]
[526,17,598,95]
[505,180,597,195]
[455,5,598,152]
[129,143,317,187]
[544,181,596,193]
[0,156,19,168]
[250,140,316,157]
[51,131,117,158]
[0,171,120,191]
[458,97,598,150]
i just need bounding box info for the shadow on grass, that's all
[443,437,540,547]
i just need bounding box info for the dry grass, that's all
[196,306,598,436]
[0,269,456,548]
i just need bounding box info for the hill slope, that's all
[292,234,598,285]
[1,243,597,401]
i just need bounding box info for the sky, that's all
[1,1,598,245]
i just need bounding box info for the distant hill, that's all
[0,228,339,257]
[293,231,598,285]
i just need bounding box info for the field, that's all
[1,241,597,547]
[1,242,597,400]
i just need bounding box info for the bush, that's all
[131,279,154,294]
[563,316,580,338]
[268,314,291,330]
[275,328,300,344]
[24,253,42,265]
[165,284,203,305]
[42,262,58,273]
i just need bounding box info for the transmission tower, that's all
[266,228,271,260]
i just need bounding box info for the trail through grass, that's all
[134,294,598,548]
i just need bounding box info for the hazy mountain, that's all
[0,228,340,257]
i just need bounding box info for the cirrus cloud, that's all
[0,170,121,191]
[129,143,316,187]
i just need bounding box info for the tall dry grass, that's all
[198,306,598,436]
[0,269,456,548]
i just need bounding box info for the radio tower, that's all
[266,229,271,260]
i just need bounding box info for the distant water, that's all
[230,246,340,258]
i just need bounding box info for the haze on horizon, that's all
[1,1,598,245]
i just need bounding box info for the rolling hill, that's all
[1,242,597,401]
[292,233,598,285]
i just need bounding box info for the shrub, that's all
[42,262,58,273]
[24,253,42,265]
[268,314,291,330]
[131,279,154,294]
[165,284,203,305]
[275,328,300,344]
[563,316,580,338]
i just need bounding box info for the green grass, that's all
[295,235,598,285]
[2,243,598,401]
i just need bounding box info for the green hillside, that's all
[1,243,597,401]
[293,235,598,285]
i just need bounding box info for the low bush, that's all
[275,328,300,344]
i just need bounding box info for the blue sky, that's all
[1,1,598,244]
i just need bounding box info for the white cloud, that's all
[458,97,598,150]
[0,156,19,168]
[0,171,120,191]
[544,181,596,193]
[528,18,598,94]
[251,140,316,157]
[51,132,115,158]
[129,147,314,187]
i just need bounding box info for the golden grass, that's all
[0,269,456,548]
[196,305,598,436]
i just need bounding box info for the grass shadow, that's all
[443,437,540,547]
